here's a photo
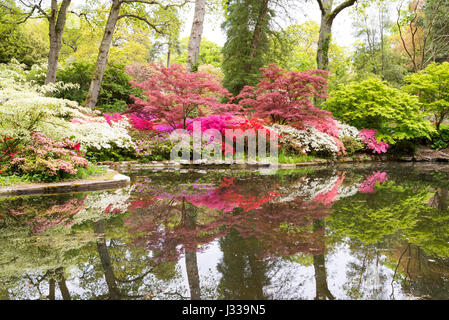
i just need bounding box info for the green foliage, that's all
[325,77,435,143]
[85,143,137,163]
[269,21,352,91]
[0,175,29,186]
[54,61,141,113]
[278,149,315,164]
[404,62,449,131]
[431,125,449,150]
[341,136,364,156]
[171,37,223,68]
[221,0,273,95]
[0,15,48,67]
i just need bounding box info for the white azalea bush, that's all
[335,121,365,155]
[270,124,341,156]
[268,120,364,157]
[0,61,135,155]
[0,61,137,181]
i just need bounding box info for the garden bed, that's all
[0,169,130,197]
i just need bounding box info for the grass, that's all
[0,175,30,187]
[278,151,316,164]
[0,164,108,187]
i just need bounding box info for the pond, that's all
[1,162,449,300]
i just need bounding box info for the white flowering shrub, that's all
[269,124,341,156]
[335,120,361,141]
[69,117,135,151]
[0,61,135,154]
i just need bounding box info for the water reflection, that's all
[1,163,449,300]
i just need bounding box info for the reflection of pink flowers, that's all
[140,176,280,213]
[360,129,389,154]
[313,172,346,204]
[359,171,388,193]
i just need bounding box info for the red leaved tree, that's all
[236,64,338,137]
[126,63,238,130]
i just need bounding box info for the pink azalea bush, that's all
[359,129,389,154]
[9,132,89,181]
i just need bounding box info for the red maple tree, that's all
[127,63,238,130]
[236,64,338,137]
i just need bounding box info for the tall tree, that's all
[85,0,186,109]
[315,0,357,71]
[1,0,72,84]
[45,0,72,84]
[186,0,206,72]
[396,0,449,72]
[221,0,273,95]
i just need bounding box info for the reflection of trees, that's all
[5,166,449,300]
[182,200,201,300]
[328,170,449,299]
[390,243,449,299]
[125,170,346,300]
[217,229,270,300]
[312,219,334,300]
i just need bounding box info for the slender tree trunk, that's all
[186,0,206,72]
[48,279,55,300]
[316,0,357,71]
[317,16,333,71]
[185,252,201,299]
[84,0,122,108]
[312,218,334,300]
[94,220,121,300]
[182,198,201,300]
[243,0,270,74]
[45,0,72,84]
[56,268,72,300]
[167,41,172,68]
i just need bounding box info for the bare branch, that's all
[117,13,165,34]
[329,0,357,22]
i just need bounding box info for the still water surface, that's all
[1,163,449,300]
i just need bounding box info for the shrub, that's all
[431,126,449,150]
[8,133,89,182]
[269,124,343,157]
[0,63,135,163]
[55,61,142,113]
[131,131,174,162]
[404,62,449,131]
[359,129,389,154]
[324,77,435,144]
[341,136,364,156]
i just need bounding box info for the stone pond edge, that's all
[2,151,448,197]
[0,169,131,197]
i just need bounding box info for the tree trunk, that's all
[316,0,357,71]
[167,41,172,68]
[186,0,206,72]
[312,218,334,300]
[45,0,72,84]
[249,0,269,60]
[317,16,332,71]
[48,279,55,300]
[56,267,72,300]
[84,0,122,108]
[94,220,121,300]
[182,198,201,300]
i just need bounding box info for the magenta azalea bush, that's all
[9,132,89,181]
[359,129,389,154]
